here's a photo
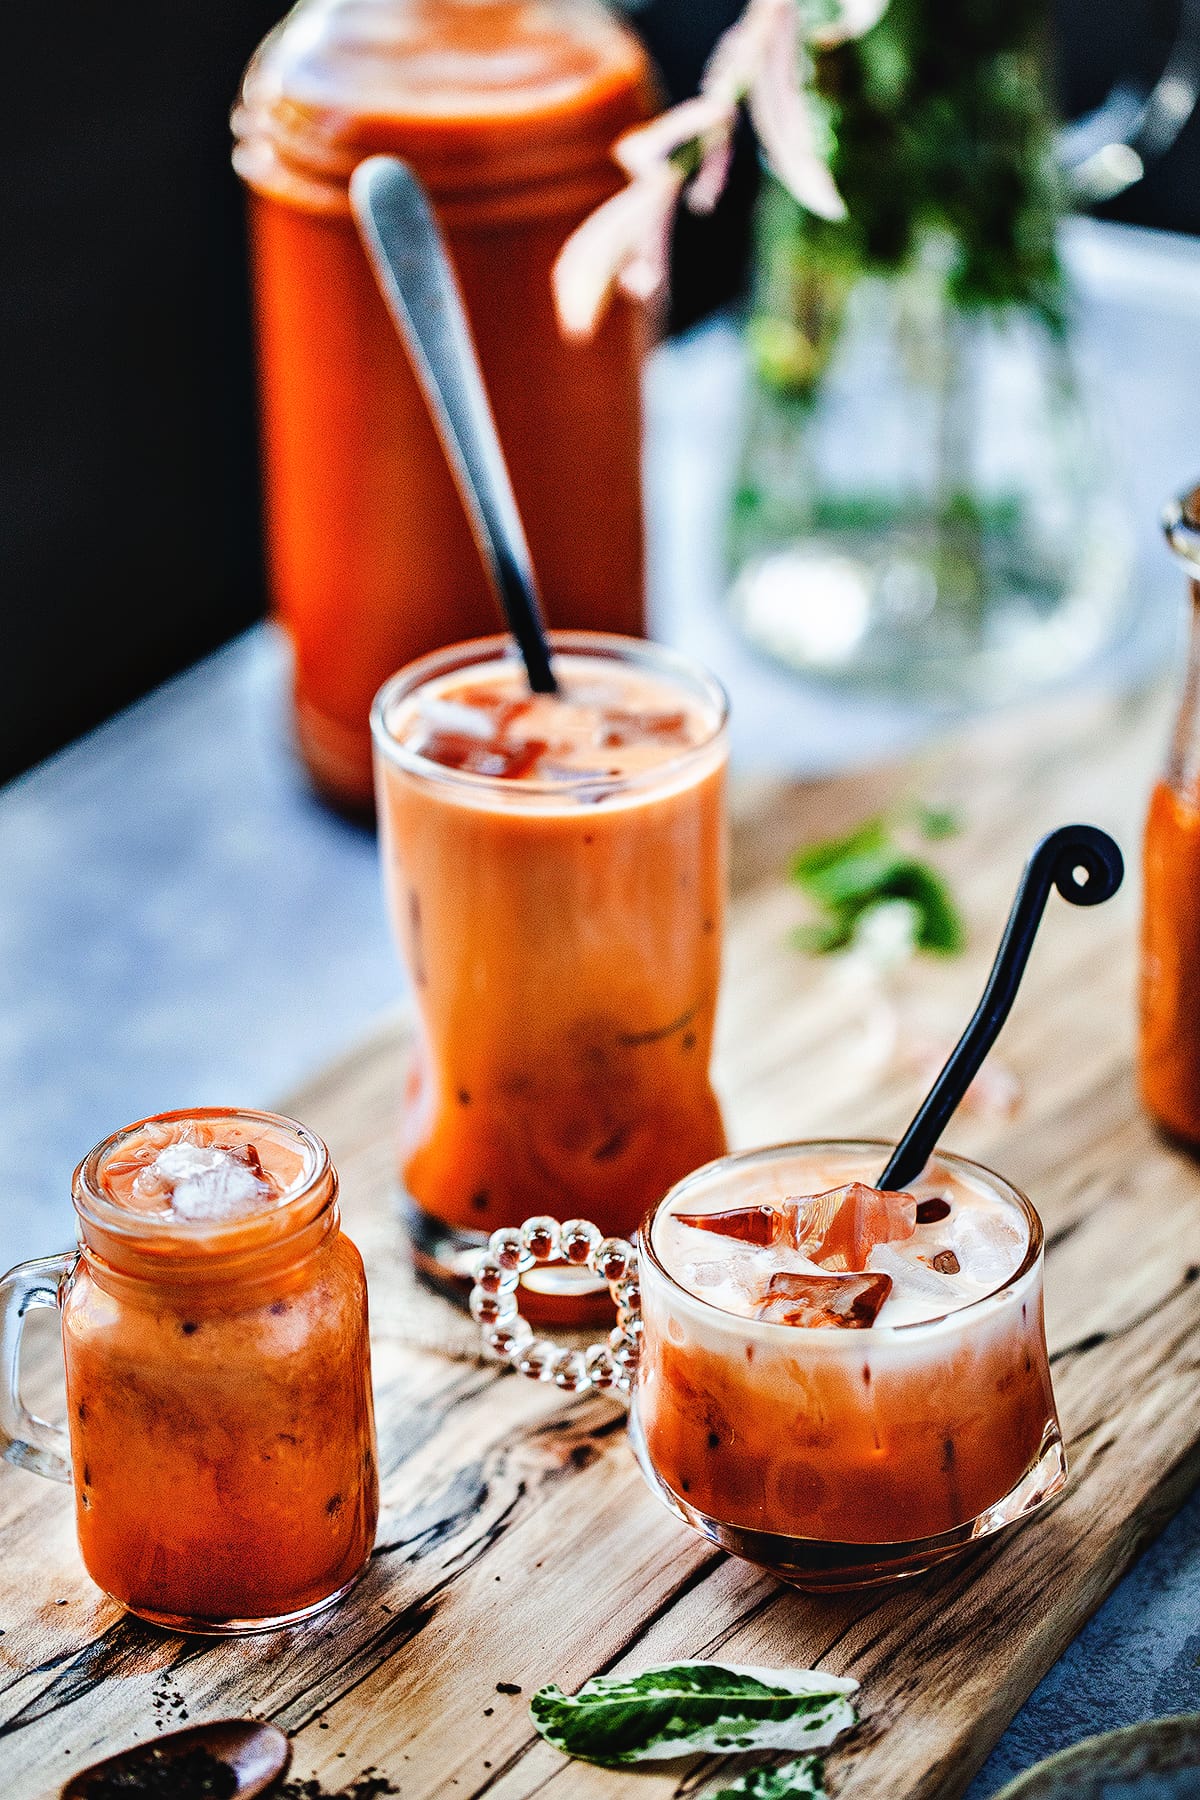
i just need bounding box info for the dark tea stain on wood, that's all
[0,1618,204,1738]
[371,1462,491,1559]
[4,683,1199,1800]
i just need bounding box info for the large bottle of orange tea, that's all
[233,0,654,811]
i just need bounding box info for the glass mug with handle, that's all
[0,1107,378,1633]
[475,1140,1066,1588]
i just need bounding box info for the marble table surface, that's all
[3,216,1200,1794]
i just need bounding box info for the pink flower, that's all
[743,0,846,219]
[615,91,739,218]
[552,161,685,340]
[614,92,735,180]
[552,0,888,336]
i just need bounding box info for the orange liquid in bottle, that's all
[1140,780,1200,1143]
[1140,503,1200,1149]
[64,1110,378,1631]
[233,0,654,810]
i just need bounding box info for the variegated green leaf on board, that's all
[705,1753,828,1798]
[529,1661,857,1766]
[991,1713,1200,1799]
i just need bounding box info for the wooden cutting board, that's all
[5,681,1200,1800]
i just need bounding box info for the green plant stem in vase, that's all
[728,0,1132,703]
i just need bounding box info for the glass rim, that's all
[369,630,730,802]
[637,1137,1043,1338]
[73,1107,334,1250]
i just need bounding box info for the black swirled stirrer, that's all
[349,155,557,695]
[878,824,1124,1193]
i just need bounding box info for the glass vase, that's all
[726,205,1132,704]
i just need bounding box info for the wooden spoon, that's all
[62,1719,290,1799]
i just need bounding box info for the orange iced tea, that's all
[633,1142,1063,1586]
[233,0,653,811]
[372,633,728,1309]
[50,1109,378,1632]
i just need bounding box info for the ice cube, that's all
[753,1270,893,1329]
[686,1258,734,1289]
[112,1123,208,1196]
[684,1254,766,1298]
[134,1144,220,1202]
[130,1160,173,1202]
[561,679,626,707]
[142,1143,225,1187]
[137,1142,274,1221]
[868,1240,969,1311]
[946,1209,1025,1289]
[674,1204,788,1247]
[675,1182,917,1272]
[414,730,549,779]
[801,1183,917,1272]
[417,696,498,740]
[448,686,535,735]
[597,709,689,748]
[171,1164,270,1219]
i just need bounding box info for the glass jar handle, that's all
[470,1218,641,1394]
[0,1254,73,1483]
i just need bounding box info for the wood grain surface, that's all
[4,682,1199,1800]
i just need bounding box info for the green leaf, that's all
[529,1662,858,1766]
[790,817,889,884]
[789,811,965,959]
[886,863,965,954]
[801,845,910,909]
[707,1756,827,1799]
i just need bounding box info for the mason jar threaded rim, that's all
[72,1108,337,1279]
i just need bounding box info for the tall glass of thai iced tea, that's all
[0,1109,379,1632]
[372,631,729,1314]
[481,1140,1065,1588]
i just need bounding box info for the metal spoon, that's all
[350,155,557,695]
[62,1719,290,1799]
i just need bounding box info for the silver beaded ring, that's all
[470,1216,642,1394]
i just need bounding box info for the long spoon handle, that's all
[878,824,1124,1193]
[350,155,557,694]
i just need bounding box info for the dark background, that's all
[4,0,1197,784]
